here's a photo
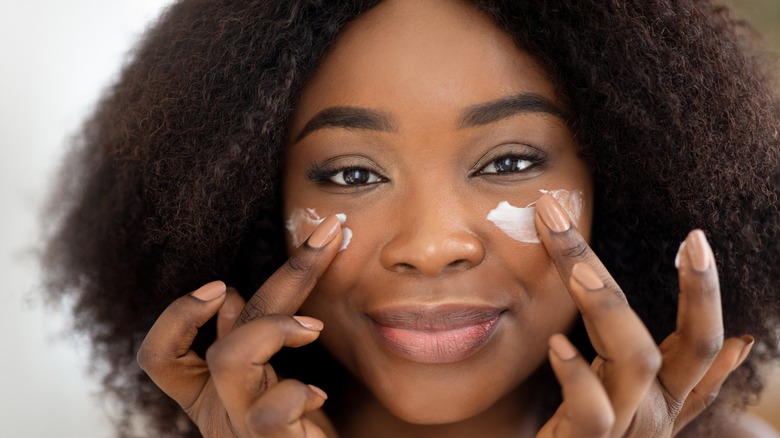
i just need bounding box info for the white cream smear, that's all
[486,189,584,243]
[285,208,352,251]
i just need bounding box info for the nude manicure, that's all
[733,335,755,371]
[293,315,325,331]
[307,215,341,248]
[549,334,577,360]
[687,229,712,272]
[191,281,227,301]
[308,384,329,400]
[536,194,572,233]
[571,263,604,291]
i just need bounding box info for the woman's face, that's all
[283,0,593,425]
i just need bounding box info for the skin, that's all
[137,1,760,437]
[284,0,591,431]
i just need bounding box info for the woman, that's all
[43,0,780,436]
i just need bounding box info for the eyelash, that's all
[306,150,546,187]
[306,162,387,186]
[471,151,546,177]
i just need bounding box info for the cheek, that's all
[284,207,353,251]
[486,188,587,244]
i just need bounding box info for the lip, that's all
[367,304,504,364]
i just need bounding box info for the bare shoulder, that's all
[719,413,780,438]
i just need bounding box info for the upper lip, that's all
[367,304,505,331]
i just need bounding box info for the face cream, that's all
[486,189,583,243]
[285,208,352,251]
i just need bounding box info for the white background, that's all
[0,1,777,437]
[0,1,172,436]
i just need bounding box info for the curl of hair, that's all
[42,0,779,436]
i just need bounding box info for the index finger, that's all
[533,193,619,292]
[235,215,343,326]
[535,193,662,434]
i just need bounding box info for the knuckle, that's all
[561,239,590,259]
[594,291,628,310]
[285,252,315,277]
[136,343,157,374]
[575,405,615,436]
[589,409,615,435]
[690,333,724,362]
[238,295,273,324]
[691,386,720,408]
[629,344,663,379]
[246,379,310,434]
[246,406,286,435]
[275,254,318,291]
[204,340,237,374]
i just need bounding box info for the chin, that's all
[381,393,497,425]
[363,357,527,426]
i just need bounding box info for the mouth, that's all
[367,305,504,364]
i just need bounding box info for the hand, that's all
[137,215,345,438]
[533,194,754,438]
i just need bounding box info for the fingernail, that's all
[307,215,341,249]
[308,384,329,400]
[674,240,686,269]
[536,194,571,233]
[191,281,227,301]
[733,335,755,371]
[687,230,712,273]
[571,262,604,291]
[549,334,577,360]
[293,315,324,331]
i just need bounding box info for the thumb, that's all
[137,281,226,407]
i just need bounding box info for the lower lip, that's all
[372,316,501,364]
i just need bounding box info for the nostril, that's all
[447,259,472,270]
[393,262,416,272]
[381,230,485,275]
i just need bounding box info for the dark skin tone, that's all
[137,1,760,437]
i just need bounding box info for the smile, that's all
[368,305,504,364]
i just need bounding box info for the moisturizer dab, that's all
[285,208,352,251]
[487,189,583,244]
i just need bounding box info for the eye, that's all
[328,167,384,186]
[478,155,536,174]
[306,162,387,187]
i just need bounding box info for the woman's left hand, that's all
[533,193,754,438]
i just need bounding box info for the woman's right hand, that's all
[137,215,344,438]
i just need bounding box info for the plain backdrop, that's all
[0,1,172,436]
[0,1,777,437]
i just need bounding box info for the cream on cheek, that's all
[285,208,353,250]
[486,189,583,243]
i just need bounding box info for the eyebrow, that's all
[293,92,566,143]
[294,106,396,143]
[457,93,566,128]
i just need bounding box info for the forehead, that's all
[290,0,559,133]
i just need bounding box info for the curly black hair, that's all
[41,0,780,436]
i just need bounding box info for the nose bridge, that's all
[380,188,485,276]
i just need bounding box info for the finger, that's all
[206,315,323,434]
[673,336,753,435]
[538,334,613,438]
[657,230,723,404]
[534,193,619,291]
[137,281,227,408]
[567,262,662,435]
[536,194,661,433]
[246,379,327,438]
[236,215,343,326]
[217,287,247,339]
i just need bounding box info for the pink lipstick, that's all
[368,305,503,364]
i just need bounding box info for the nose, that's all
[379,199,485,276]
